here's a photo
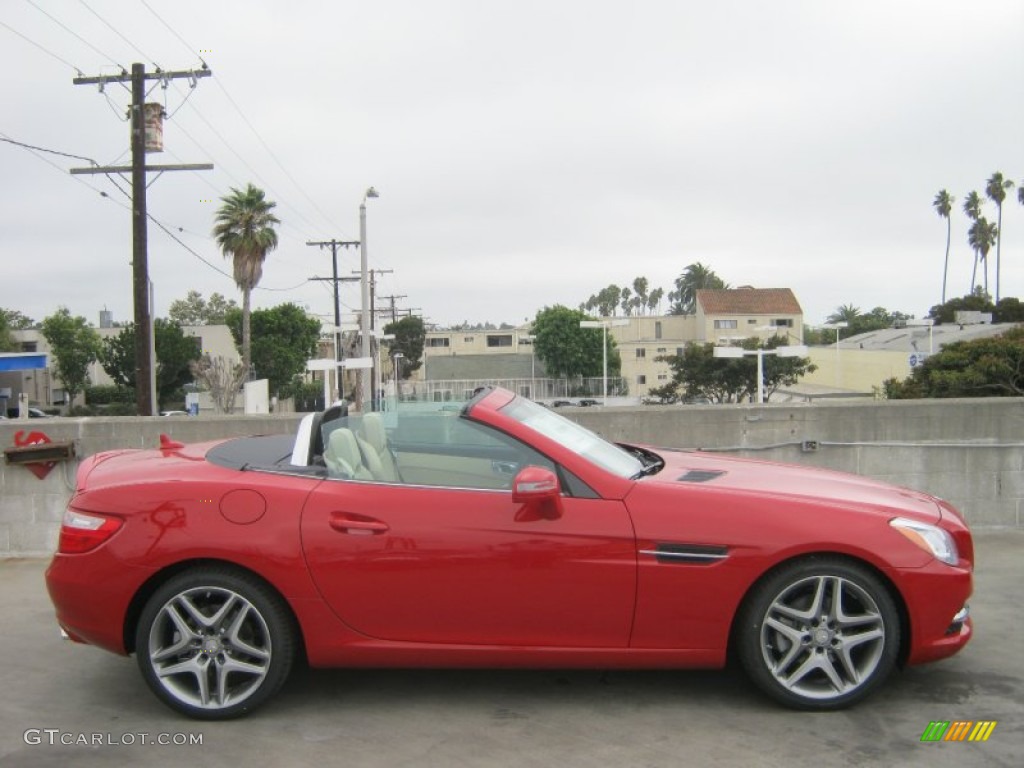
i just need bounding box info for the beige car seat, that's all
[324,428,374,480]
[357,412,401,482]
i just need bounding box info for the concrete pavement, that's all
[1,529,1021,768]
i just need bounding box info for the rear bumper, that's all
[45,551,155,656]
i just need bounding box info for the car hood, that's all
[642,447,942,523]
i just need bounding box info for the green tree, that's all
[168,290,239,325]
[655,336,815,403]
[532,306,620,379]
[985,172,1015,302]
[632,276,649,315]
[40,308,101,408]
[647,287,664,314]
[963,190,984,292]
[0,313,16,352]
[669,262,727,315]
[968,217,998,296]
[884,327,1024,398]
[928,293,996,324]
[1,309,34,331]
[827,303,861,325]
[933,190,954,304]
[224,303,320,393]
[213,183,280,377]
[383,315,426,379]
[97,319,201,407]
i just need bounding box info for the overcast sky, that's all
[2,0,1023,331]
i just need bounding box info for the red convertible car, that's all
[45,387,973,719]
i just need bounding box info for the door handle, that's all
[329,513,390,535]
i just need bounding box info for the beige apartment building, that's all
[417,287,806,400]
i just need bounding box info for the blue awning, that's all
[0,353,47,372]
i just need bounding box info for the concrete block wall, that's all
[3,399,1023,556]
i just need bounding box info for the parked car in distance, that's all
[550,399,573,408]
[45,387,973,720]
[577,398,602,406]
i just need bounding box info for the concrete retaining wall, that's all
[3,399,1022,556]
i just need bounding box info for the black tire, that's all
[736,557,900,710]
[134,567,297,720]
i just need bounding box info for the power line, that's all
[211,77,344,234]
[140,0,204,66]
[136,3,344,241]
[1,130,131,212]
[169,83,331,238]
[24,0,126,71]
[0,135,97,165]
[0,18,82,74]
[77,0,158,68]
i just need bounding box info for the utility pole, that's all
[308,239,359,399]
[71,63,211,415]
[352,269,393,331]
[377,294,408,323]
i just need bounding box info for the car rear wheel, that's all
[135,568,296,720]
[736,558,899,710]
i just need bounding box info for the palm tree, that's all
[827,304,861,326]
[933,190,954,303]
[213,184,280,377]
[985,172,1015,302]
[963,191,983,292]
[671,262,727,315]
[968,217,998,297]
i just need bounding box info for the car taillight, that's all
[58,509,123,554]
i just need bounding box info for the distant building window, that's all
[773,319,794,328]
[655,321,663,340]
[636,348,646,359]
[464,336,474,343]
[748,319,758,325]
[658,373,668,381]
[656,347,667,353]
[427,338,450,348]
[487,335,513,347]
[20,341,38,353]
[714,320,738,330]
[637,375,646,385]
[676,347,685,356]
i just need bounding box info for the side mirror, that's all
[512,466,562,520]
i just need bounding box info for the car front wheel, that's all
[736,558,900,710]
[135,568,296,720]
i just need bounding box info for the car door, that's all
[300,416,636,648]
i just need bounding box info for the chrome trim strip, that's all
[639,549,728,560]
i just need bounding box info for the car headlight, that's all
[890,517,958,565]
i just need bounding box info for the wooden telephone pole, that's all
[71,63,212,415]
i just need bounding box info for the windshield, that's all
[500,397,644,479]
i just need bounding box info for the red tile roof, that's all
[696,288,803,316]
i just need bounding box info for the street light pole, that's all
[713,344,809,404]
[580,319,629,405]
[821,322,848,388]
[359,187,379,410]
